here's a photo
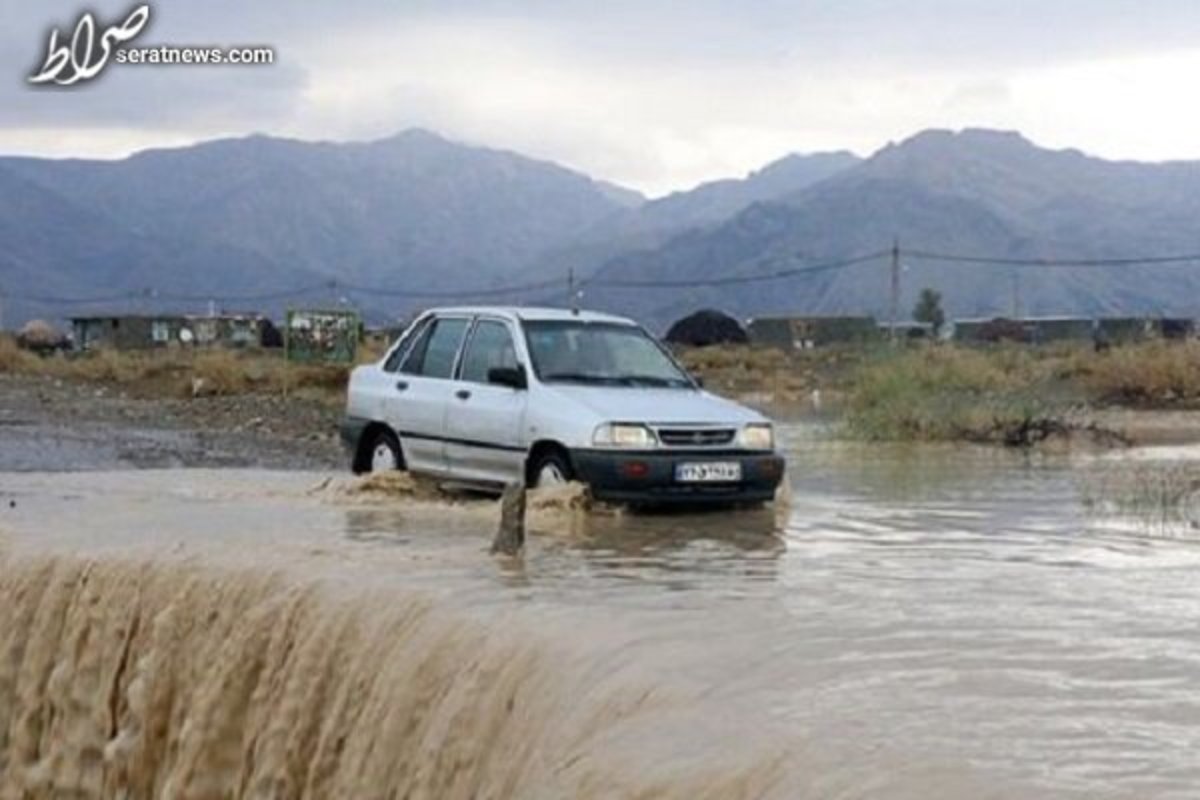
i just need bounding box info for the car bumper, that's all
[570,448,785,504]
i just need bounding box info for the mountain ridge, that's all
[6,127,1200,330]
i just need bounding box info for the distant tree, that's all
[913,288,946,334]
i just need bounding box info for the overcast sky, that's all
[4,0,1200,196]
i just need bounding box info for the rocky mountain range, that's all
[5,127,1200,330]
[581,129,1200,326]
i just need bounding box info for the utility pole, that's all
[0,283,6,333]
[567,268,579,315]
[889,238,901,342]
[1010,272,1022,319]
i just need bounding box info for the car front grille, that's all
[656,427,737,447]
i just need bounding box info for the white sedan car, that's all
[341,306,784,504]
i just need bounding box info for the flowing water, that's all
[2,425,1200,798]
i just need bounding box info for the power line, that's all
[583,250,888,289]
[905,249,1200,268]
[339,277,563,299]
[154,284,330,303]
[9,244,1200,309]
[14,290,145,306]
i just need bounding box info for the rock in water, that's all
[492,483,526,555]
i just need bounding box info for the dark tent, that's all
[665,309,748,347]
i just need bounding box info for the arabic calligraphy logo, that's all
[29,4,150,86]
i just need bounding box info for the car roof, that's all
[426,306,637,325]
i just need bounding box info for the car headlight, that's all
[592,423,658,449]
[737,423,774,450]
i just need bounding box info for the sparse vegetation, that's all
[676,343,870,404]
[842,344,1079,443]
[6,334,1200,446]
[1076,339,1200,407]
[0,336,35,372]
[1081,463,1200,528]
[0,338,385,404]
[681,338,1200,445]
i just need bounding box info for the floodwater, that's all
[2,425,1200,798]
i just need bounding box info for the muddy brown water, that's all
[2,425,1200,798]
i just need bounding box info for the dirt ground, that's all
[7,361,1200,474]
[0,373,343,471]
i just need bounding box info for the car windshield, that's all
[522,320,693,388]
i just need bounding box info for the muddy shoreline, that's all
[8,370,1200,472]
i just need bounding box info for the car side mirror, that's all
[692,374,705,388]
[488,365,527,390]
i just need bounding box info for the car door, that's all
[356,315,431,423]
[385,315,470,475]
[444,317,528,484]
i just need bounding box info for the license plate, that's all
[675,461,741,483]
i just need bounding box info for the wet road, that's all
[3,427,1200,797]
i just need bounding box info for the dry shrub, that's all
[1,337,355,400]
[679,344,789,374]
[187,351,350,397]
[57,348,149,383]
[189,350,252,395]
[0,336,38,372]
[281,364,351,392]
[1081,340,1200,406]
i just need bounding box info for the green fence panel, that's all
[284,309,360,364]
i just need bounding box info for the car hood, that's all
[544,385,766,426]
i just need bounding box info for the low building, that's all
[71,315,183,351]
[1095,317,1155,344]
[952,315,1196,345]
[1027,316,1095,344]
[748,315,880,349]
[187,314,280,348]
[1159,318,1195,340]
[953,316,1097,344]
[70,313,278,351]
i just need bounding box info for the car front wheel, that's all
[529,450,573,488]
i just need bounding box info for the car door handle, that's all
[395,380,408,392]
[455,389,471,400]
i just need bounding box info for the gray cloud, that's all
[3,0,1200,193]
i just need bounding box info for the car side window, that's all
[403,317,468,379]
[384,318,429,373]
[398,321,435,374]
[460,320,518,383]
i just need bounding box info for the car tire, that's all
[529,449,574,488]
[364,428,404,473]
